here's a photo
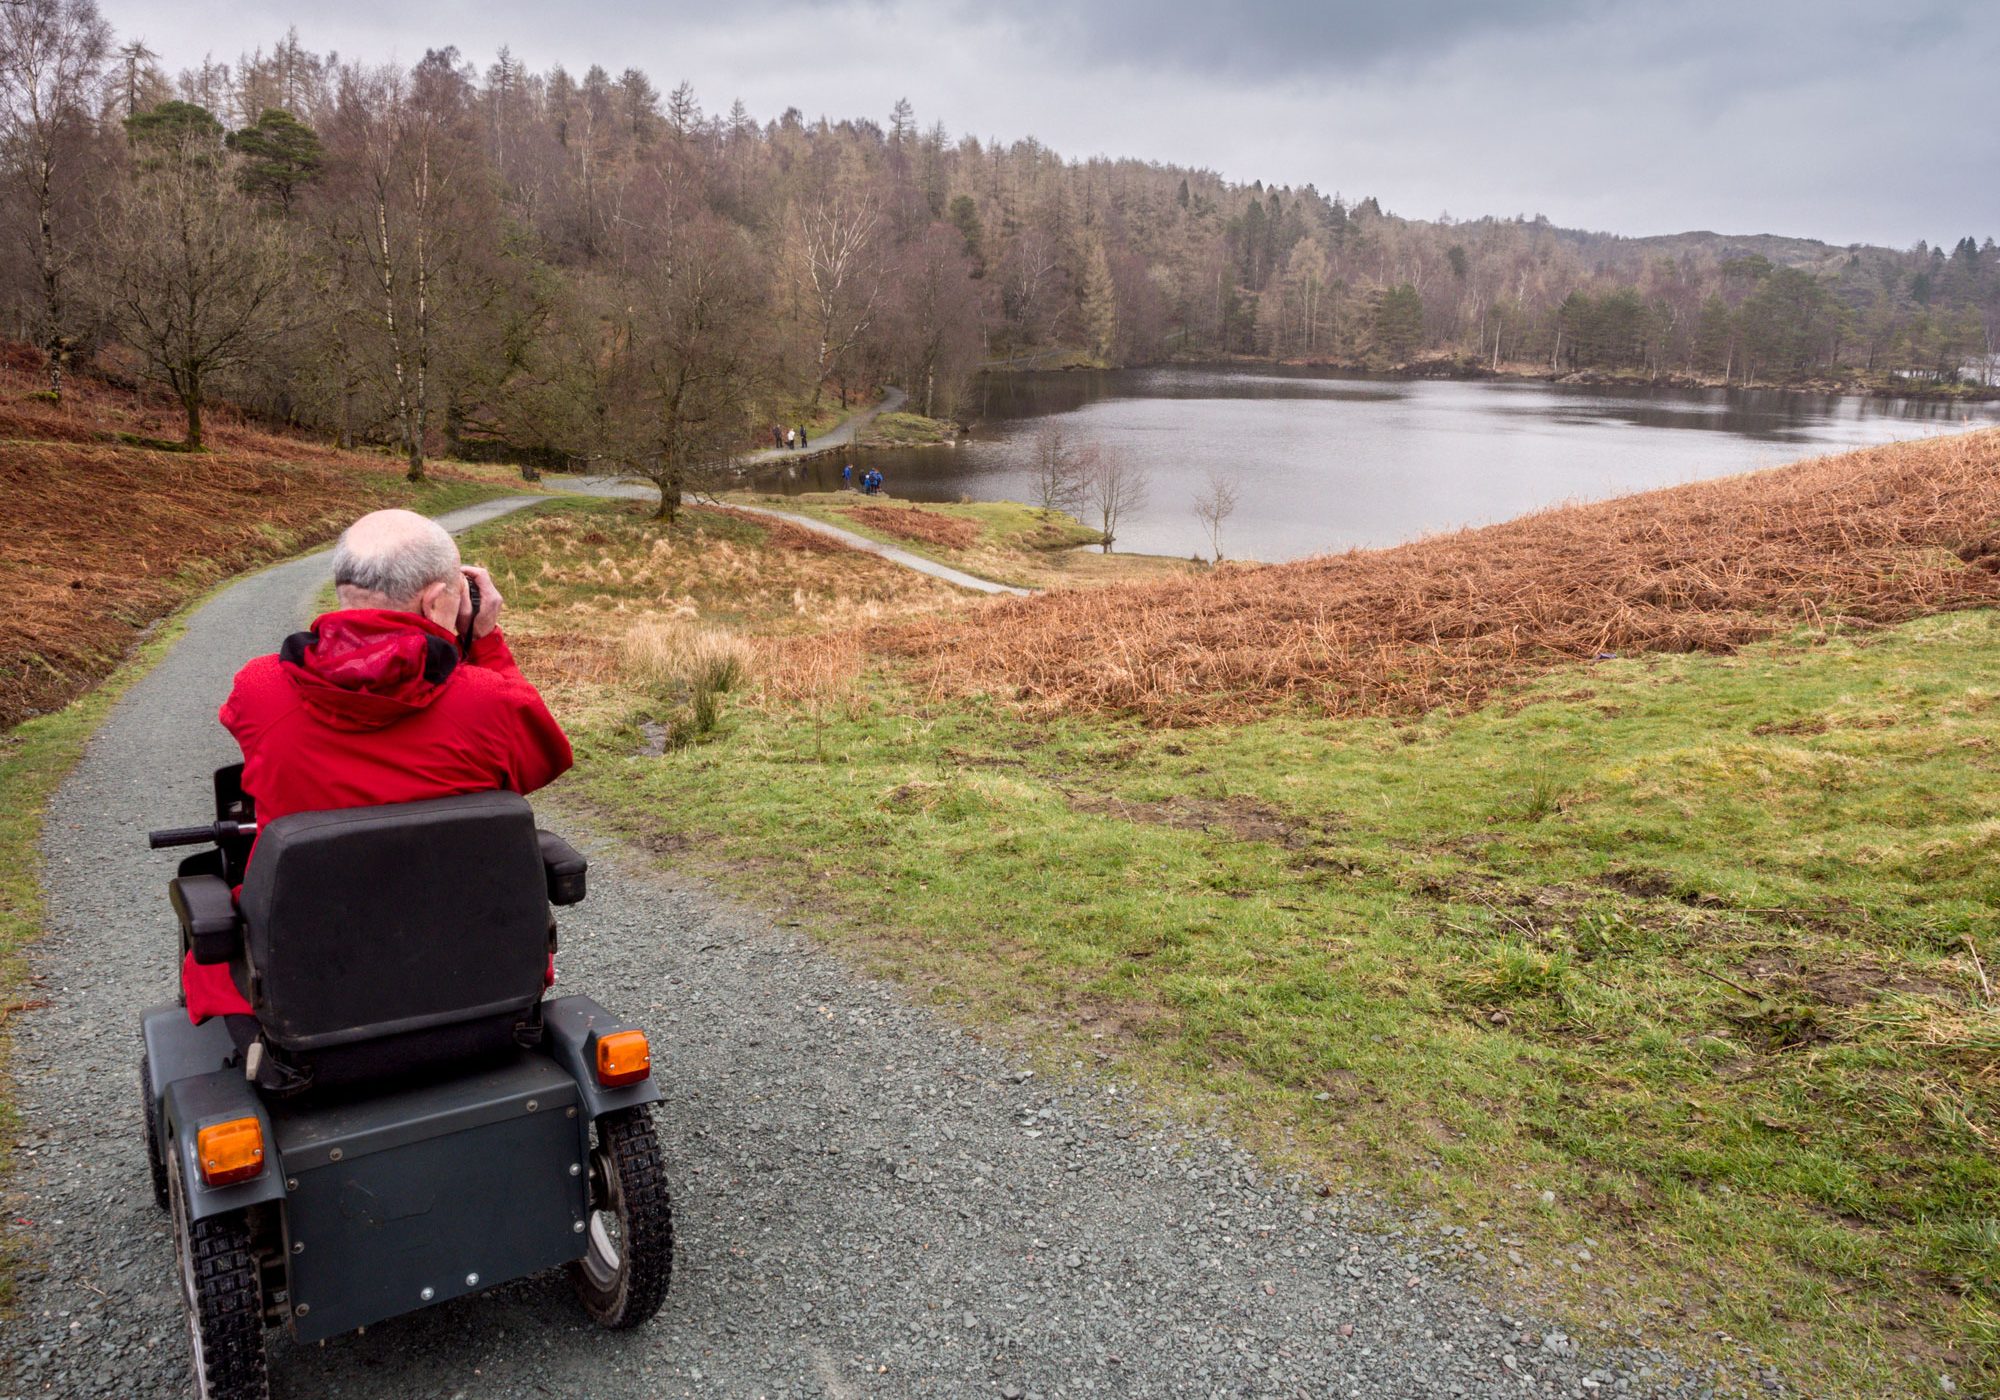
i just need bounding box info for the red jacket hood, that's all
[281,609,462,732]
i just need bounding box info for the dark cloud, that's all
[982,0,1606,76]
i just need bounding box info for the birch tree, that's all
[1029,420,1093,515]
[789,188,881,409]
[1192,469,1239,563]
[0,0,110,401]
[330,52,474,480]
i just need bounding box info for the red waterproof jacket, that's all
[181,609,574,1022]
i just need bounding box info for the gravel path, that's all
[721,503,1031,596]
[742,387,907,468]
[3,502,1711,1398]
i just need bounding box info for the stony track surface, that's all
[3,501,1711,1398]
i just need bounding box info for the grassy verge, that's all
[0,604,206,1304]
[476,497,1996,1398]
[733,491,1194,588]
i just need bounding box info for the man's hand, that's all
[460,565,503,640]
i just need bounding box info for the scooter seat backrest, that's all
[237,792,549,1054]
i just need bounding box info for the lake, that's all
[753,367,2000,562]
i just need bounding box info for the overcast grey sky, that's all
[102,0,1998,249]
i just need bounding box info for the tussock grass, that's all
[620,618,753,744]
[453,499,959,741]
[621,618,753,697]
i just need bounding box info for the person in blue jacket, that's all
[842,462,854,489]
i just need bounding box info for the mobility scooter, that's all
[140,765,673,1400]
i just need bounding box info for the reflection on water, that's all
[752,366,2000,562]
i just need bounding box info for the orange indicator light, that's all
[594,1030,651,1087]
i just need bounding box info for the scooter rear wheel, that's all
[570,1104,673,1328]
[167,1148,269,1400]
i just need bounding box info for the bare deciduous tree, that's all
[0,0,109,401]
[1088,445,1148,553]
[883,219,981,420]
[327,51,479,481]
[1192,468,1239,563]
[1029,419,1094,516]
[605,175,772,522]
[101,112,293,448]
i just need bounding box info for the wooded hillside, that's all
[3,5,1995,513]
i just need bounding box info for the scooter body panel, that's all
[160,1069,287,1221]
[272,1051,591,1343]
[142,1002,235,1100]
[542,994,664,1119]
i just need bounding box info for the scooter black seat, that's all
[236,791,553,1088]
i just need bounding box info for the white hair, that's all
[331,515,460,608]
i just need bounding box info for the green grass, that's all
[860,410,958,446]
[550,607,2000,1397]
[756,492,1097,550]
[395,471,535,517]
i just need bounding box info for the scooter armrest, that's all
[538,831,588,907]
[170,874,241,965]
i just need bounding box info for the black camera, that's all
[460,573,482,654]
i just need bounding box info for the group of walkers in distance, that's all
[771,415,883,493]
[839,462,884,494]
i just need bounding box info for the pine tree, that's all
[225,108,322,213]
[949,194,984,274]
[1370,283,1424,363]
[1079,235,1118,363]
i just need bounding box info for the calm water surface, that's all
[756,367,2000,562]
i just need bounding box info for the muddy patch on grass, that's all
[1065,791,1312,847]
[1597,864,1681,898]
[1738,953,1959,1007]
[1751,715,1832,737]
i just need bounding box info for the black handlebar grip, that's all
[147,820,256,850]
[148,825,217,849]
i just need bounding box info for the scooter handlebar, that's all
[147,820,256,850]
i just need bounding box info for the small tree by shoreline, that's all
[1089,445,1147,553]
[1029,419,1093,516]
[1192,468,1238,563]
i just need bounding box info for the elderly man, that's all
[181,508,573,1024]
